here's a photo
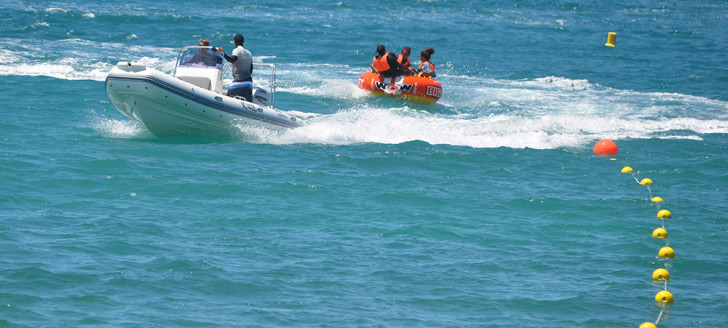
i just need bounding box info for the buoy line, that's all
[621,165,675,328]
[593,139,674,327]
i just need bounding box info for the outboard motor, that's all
[253,88,268,106]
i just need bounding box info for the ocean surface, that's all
[1,1,727,327]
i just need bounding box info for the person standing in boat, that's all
[184,38,222,67]
[370,44,402,78]
[217,33,254,102]
[417,47,436,78]
[397,47,416,76]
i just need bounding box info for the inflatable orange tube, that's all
[358,71,442,104]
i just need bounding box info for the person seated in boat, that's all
[370,44,402,78]
[217,33,254,102]
[183,38,222,67]
[397,47,416,76]
[417,47,436,78]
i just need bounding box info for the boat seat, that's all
[177,76,211,90]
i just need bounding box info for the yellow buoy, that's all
[652,196,664,202]
[655,290,674,303]
[657,209,672,219]
[652,227,668,239]
[605,32,617,47]
[659,246,675,258]
[652,268,671,281]
[621,166,633,173]
[640,178,653,185]
[639,322,657,328]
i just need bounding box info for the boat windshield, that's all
[176,46,224,70]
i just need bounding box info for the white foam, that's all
[0,36,180,81]
[0,62,111,81]
[258,95,728,148]
[45,8,70,13]
[254,55,276,62]
[0,49,21,64]
[513,76,594,91]
[0,54,174,81]
[279,79,369,99]
[91,116,147,138]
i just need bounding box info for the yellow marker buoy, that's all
[639,322,657,328]
[621,166,633,173]
[605,32,617,47]
[652,227,668,239]
[659,246,675,258]
[640,178,653,185]
[655,290,674,303]
[652,196,664,202]
[657,209,672,219]
[652,268,671,281]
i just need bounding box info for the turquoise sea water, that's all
[2,1,728,327]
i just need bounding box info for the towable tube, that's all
[358,71,442,104]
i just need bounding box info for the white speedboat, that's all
[105,46,302,137]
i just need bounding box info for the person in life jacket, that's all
[370,44,402,77]
[417,47,436,78]
[397,47,416,76]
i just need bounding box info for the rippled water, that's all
[1,1,727,327]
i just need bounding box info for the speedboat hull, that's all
[358,71,442,104]
[105,62,301,137]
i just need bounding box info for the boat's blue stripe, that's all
[105,75,301,128]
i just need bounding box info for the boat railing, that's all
[253,63,276,108]
[218,62,277,108]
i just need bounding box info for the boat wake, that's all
[3,40,725,148]
[248,106,716,148]
[278,78,369,100]
[258,73,728,149]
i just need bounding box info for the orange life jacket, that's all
[397,54,411,67]
[419,61,435,72]
[372,55,390,72]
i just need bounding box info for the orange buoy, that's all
[593,139,618,155]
